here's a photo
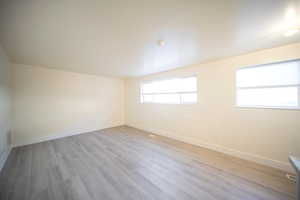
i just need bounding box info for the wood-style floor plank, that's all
[0,126,296,200]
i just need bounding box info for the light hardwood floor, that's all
[0,126,296,200]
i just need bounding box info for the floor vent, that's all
[286,174,296,182]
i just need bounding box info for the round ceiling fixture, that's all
[157,40,166,47]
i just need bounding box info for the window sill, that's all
[235,105,300,111]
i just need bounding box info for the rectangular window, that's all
[141,76,197,104]
[236,59,300,109]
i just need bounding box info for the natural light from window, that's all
[141,76,197,104]
[236,60,300,109]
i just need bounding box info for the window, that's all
[141,76,197,104]
[236,59,300,109]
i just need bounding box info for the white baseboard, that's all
[0,146,12,172]
[12,124,124,148]
[127,124,294,173]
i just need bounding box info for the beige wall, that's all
[0,44,11,169]
[12,64,124,146]
[125,43,300,172]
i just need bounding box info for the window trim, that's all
[235,59,300,110]
[236,58,300,70]
[140,75,198,105]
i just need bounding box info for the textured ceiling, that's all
[0,0,300,77]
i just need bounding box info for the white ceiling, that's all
[0,0,300,77]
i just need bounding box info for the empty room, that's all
[1,0,300,199]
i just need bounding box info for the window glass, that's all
[237,87,298,107]
[236,60,300,109]
[141,76,197,104]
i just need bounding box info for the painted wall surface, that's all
[0,44,11,169]
[12,64,124,146]
[125,43,300,172]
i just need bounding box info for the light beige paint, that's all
[1,0,300,77]
[0,44,11,168]
[125,42,300,171]
[12,64,124,146]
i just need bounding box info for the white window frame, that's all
[140,76,198,104]
[235,59,300,110]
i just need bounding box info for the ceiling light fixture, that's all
[284,28,299,37]
[158,40,165,47]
